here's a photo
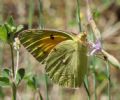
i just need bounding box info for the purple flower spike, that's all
[89,40,102,56]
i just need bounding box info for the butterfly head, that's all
[77,32,87,44]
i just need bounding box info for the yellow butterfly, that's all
[18,29,88,88]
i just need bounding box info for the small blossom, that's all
[13,38,20,50]
[89,40,102,56]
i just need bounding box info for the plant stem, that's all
[15,51,19,80]
[10,44,16,100]
[77,0,82,32]
[12,82,17,100]
[93,73,97,100]
[84,75,90,100]
[28,0,34,29]
[0,43,3,74]
[106,60,111,100]
[92,50,97,100]
[45,74,49,100]
[37,89,43,100]
[10,44,15,78]
[0,0,3,24]
[38,0,49,99]
[38,0,44,29]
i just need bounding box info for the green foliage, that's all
[0,16,24,43]
[16,68,25,86]
[96,71,107,83]
[0,25,7,42]
[16,25,24,33]
[24,73,44,99]
[0,16,24,100]
[5,16,16,33]
[0,69,11,87]
[0,87,5,99]
[1,68,11,78]
[0,77,10,87]
[92,9,101,21]
[26,75,37,89]
[24,73,39,90]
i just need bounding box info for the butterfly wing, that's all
[46,40,88,88]
[18,29,74,63]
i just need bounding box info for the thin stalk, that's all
[91,39,97,100]
[84,76,90,100]
[28,0,34,29]
[15,51,19,80]
[10,44,16,100]
[93,72,97,100]
[106,60,111,100]
[92,54,97,100]
[37,89,43,100]
[12,82,17,100]
[0,43,3,74]
[76,0,82,32]
[45,74,49,100]
[38,0,49,100]
[10,44,15,78]
[27,0,34,73]
[38,0,44,29]
[0,0,3,24]
[88,2,97,98]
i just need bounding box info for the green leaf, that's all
[46,40,88,88]
[96,72,107,83]
[38,90,43,100]
[92,9,100,20]
[84,75,90,97]
[16,25,24,32]
[0,77,10,87]
[4,23,16,34]
[4,16,16,35]
[0,25,7,42]
[16,68,25,86]
[27,75,37,89]
[7,16,15,27]
[0,87,5,98]
[24,72,32,80]
[1,68,11,78]
[102,50,120,69]
[24,73,37,89]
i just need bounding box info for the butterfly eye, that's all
[43,51,47,54]
[50,34,54,40]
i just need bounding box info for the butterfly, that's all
[18,29,88,88]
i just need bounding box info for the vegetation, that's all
[0,0,120,100]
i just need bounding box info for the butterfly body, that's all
[18,29,88,88]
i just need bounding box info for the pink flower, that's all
[89,40,102,55]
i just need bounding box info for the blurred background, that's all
[0,0,120,100]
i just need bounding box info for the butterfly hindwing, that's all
[19,29,74,62]
[46,40,88,88]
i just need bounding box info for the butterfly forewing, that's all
[19,29,74,62]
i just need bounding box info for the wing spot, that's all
[53,48,57,52]
[43,51,47,54]
[50,34,54,40]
